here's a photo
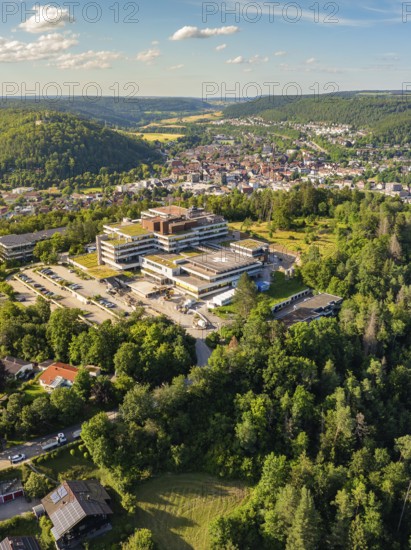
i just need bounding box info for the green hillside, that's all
[0,109,160,188]
[225,93,411,130]
[1,97,213,129]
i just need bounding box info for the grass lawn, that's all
[133,473,248,550]
[229,219,337,256]
[213,272,308,318]
[34,444,100,481]
[21,381,46,404]
[266,272,309,305]
[0,513,41,540]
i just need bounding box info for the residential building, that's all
[41,480,113,549]
[38,363,78,392]
[0,537,40,550]
[0,227,66,263]
[95,206,228,271]
[1,357,33,379]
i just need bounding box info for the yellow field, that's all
[134,474,248,550]
[139,133,185,143]
[229,220,337,256]
[160,111,223,124]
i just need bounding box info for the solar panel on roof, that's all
[58,486,68,499]
[50,491,60,504]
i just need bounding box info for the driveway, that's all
[0,497,40,521]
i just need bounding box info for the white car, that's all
[57,433,67,444]
[9,453,26,464]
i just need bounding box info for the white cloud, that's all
[226,54,268,65]
[170,26,239,40]
[274,50,287,57]
[215,43,227,52]
[54,50,121,70]
[151,40,159,46]
[19,4,72,34]
[136,48,160,65]
[305,57,316,64]
[0,33,78,63]
[226,55,245,64]
[168,64,184,71]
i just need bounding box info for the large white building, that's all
[96,206,229,271]
[140,249,263,299]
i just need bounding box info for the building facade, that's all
[96,206,228,271]
[0,228,66,263]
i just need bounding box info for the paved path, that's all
[195,339,212,367]
[0,411,117,471]
[0,497,41,521]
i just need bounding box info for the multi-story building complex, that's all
[96,206,229,270]
[0,228,66,263]
[140,249,263,299]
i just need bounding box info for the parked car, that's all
[9,453,26,464]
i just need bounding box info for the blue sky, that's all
[1,0,410,98]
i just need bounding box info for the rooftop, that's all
[231,239,269,251]
[0,227,66,249]
[185,250,261,275]
[144,254,180,269]
[38,363,78,387]
[1,356,31,375]
[109,222,152,237]
[147,205,189,218]
[42,480,112,541]
[0,538,41,550]
[275,293,343,326]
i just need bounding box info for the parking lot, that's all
[9,266,133,325]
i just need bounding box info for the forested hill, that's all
[1,97,212,128]
[0,109,160,188]
[224,93,411,130]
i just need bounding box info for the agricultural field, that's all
[159,111,223,124]
[134,474,248,550]
[229,219,337,256]
[139,133,185,143]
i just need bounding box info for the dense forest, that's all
[3,186,411,547]
[73,187,411,549]
[0,109,160,188]
[1,97,213,128]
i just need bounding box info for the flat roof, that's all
[148,206,188,217]
[0,227,66,248]
[186,250,260,275]
[275,293,343,326]
[231,239,269,251]
[144,254,180,269]
[108,222,152,237]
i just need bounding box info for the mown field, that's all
[159,112,223,124]
[3,447,248,550]
[134,474,248,550]
[139,133,185,143]
[229,219,337,256]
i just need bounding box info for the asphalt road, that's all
[0,411,117,471]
